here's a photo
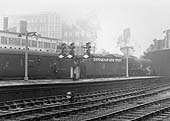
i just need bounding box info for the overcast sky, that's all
[0,0,170,57]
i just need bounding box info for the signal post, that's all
[59,42,92,80]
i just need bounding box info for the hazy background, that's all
[0,0,170,57]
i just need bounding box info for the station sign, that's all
[92,57,122,63]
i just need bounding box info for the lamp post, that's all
[18,31,37,81]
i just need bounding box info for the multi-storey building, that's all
[7,12,62,39]
[3,12,97,55]
[0,30,62,52]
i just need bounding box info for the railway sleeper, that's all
[0,85,159,107]
[0,84,167,120]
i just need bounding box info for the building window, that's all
[51,43,56,49]
[44,42,51,48]
[32,40,37,47]
[1,36,8,45]
[22,39,26,46]
[8,37,13,45]
[38,41,43,48]
[28,40,31,47]
[15,38,21,45]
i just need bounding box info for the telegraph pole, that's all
[18,32,37,81]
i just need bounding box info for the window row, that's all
[0,36,58,50]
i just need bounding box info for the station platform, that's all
[0,76,161,87]
[0,76,164,102]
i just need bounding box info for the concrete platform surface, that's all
[0,76,160,87]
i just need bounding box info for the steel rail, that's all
[2,84,170,121]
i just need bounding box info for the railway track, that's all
[84,94,170,121]
[0,84,153,111]
[0,83,169,121]
[57,84,170,121]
